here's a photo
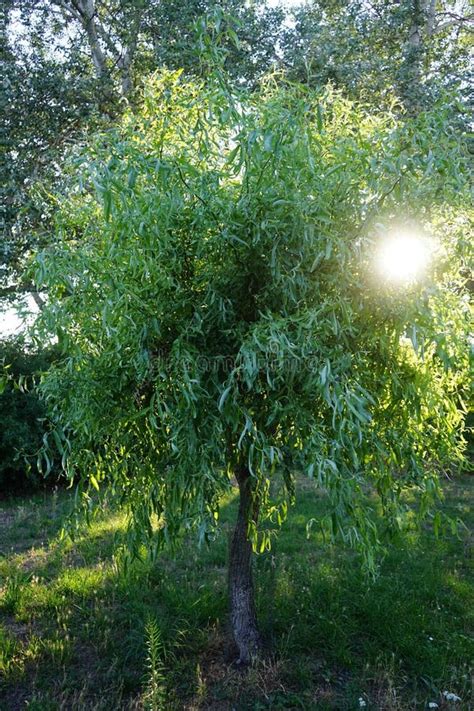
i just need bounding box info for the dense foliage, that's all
[283,0,473,112]
[0,337,59,493]
[33,68,471,567]
[1,1,283,302]
[3,1,472,308]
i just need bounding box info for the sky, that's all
[1,308,24,337]
[1,298,38,338]
[1,306,22,337]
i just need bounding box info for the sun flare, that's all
[376,231,433,284]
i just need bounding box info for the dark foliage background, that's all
[0,337,60,494]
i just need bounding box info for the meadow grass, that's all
[0,475,472,710]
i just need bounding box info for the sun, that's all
[375,230,433,284]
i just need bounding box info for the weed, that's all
[142,616,167,711]
[0,572,30,614]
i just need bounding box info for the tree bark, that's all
[117,6,143,96]
[400,0,425,113]
[228,465,261,665]
[73,0,110,81]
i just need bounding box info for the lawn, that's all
[0,475,472,710]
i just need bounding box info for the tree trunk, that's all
[228,465,261,665]
[400,0,424,113]
[118,7,143,97]
[76,0,110,81]
[400,0,437,114]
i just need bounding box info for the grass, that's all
[0,476,472,710]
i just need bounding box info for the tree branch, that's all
[0,284,46,310]
[434,11,474,34]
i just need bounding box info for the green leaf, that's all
[218,385,232,412]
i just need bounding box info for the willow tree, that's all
[33,70,471,663]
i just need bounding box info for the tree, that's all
[396,0,473,113]
[1,0,107,307]
[9,0,146,100]
[283,0,473,113]
[1,1,284,309]
[32,64,471,663]
[9,0,284,101]
[145,0,284,86]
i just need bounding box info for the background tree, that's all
[1,0,283,311]
[1,0,106,307]
[283,0,473,112]
[33,59,471,662]
[144,0,284,86]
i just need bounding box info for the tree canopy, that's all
[2,0,471,309]
[1,0,283,304]
[283,0,473,113]
[32,58,472,658]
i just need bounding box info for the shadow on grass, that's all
[0,476,472,710]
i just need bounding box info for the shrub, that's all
[0,336,59,494]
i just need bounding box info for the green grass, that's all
[0,476,472,710]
